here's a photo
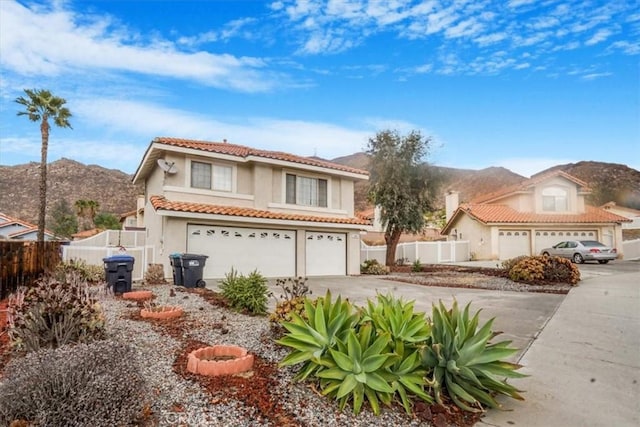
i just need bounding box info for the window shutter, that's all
[286,174,296,204]
[318,179,327,207]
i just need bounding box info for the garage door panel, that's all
[534,230,597,254]
[306,232,346,276]
[498,230,530,260]
[188,225,295,279]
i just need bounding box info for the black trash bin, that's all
[169,253,184,286]
[103,255,135,293]
[180,253,208,288]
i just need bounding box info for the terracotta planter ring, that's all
[187,345,254,376]
[140,306,183,319]
[123,290,154,301]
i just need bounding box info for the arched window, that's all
[542,186,568,212]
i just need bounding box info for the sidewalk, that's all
[479,270,640,427]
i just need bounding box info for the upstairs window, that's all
[542,186,567,212]
[286,173,328,207]
[191,161,232,191]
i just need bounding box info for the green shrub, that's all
[269,277,312,324]
[420,300,525,412]
[219,268,269,315]
[7,273,106,352]
[411,259,422,272]
[55,259,105,283]
[508,255,580,285]
[0,340,147,427]
[360,259,388,275]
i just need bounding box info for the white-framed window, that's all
[285,173,328,207]
[190,161,232,192]
[542,186,568,212]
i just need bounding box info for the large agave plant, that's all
[277,290,359,380]
[361,293,433,413]
[420,300,526,412]
[361,293,431,345]
[316,324,397,415]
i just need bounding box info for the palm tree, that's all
[16,89,72,242]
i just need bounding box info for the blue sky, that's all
[0,0,638,178]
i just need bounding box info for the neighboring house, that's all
[0,212,55,240]
[600,202,640,230]
[71,228,103,240]
[119,195,146,230]
[132,137,371,279]
[441,171,631,260]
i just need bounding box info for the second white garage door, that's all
[187,225,296,279]
[305,232,346,276]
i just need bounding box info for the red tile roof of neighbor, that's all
[472,170,591,204]
[153,137,369,176]
[150,195,372,226]
[458,203,631,224]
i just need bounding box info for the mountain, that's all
[1,156,637,228]
[0,158,142,224]
[331,153,640,211]
[533,161,640,209]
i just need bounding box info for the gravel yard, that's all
[101,284,479,427]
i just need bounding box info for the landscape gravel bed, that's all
[100,284,454,427]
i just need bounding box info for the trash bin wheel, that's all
[196,279,206,288]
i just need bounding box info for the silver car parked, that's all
[540,240,618,264]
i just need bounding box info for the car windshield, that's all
[580,240,605,247]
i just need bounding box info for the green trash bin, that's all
[180,253,208,288]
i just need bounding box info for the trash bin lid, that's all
[170,252,182,258]
[103,255,135,262]
[181,253,209,259]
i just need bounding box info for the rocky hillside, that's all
[534,161,640,209]
[1,156,637,228]
[0,158,142,224]
[331,153,640,211]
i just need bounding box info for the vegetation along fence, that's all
[61,230,154,281]
[0,241,62,299]
[361,240,470,265]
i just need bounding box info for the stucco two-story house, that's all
[132,137,370,279]
[441,171,630,260]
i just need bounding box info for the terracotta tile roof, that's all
[457,203,631,224]
[0,212,54,236]
[71,228,103,239]
[153,137,369,176]
[472,170,591,204]
[150,195,371,226]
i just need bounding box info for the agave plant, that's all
[420,300,526,412]
[277,290,359,380]
[361,293,433,413]
[316,324,396,415]
[361,293,431,345]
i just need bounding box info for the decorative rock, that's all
[140,306,183,320]
[186,345,254,376]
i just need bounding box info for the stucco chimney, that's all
[445,191,459,222]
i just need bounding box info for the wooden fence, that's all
[0,241,62,300]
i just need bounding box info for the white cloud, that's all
[0,1,277,93]
[581,72,612,80]
[608,40,640,55]
[474,32,507,46]
[508,0,536,8]
[445,18,483,39]
[585,28,613,46]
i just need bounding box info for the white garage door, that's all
[534,230,597,254]
[305,232,346,276]
[498,230,531,260]
[187,225,296,279]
